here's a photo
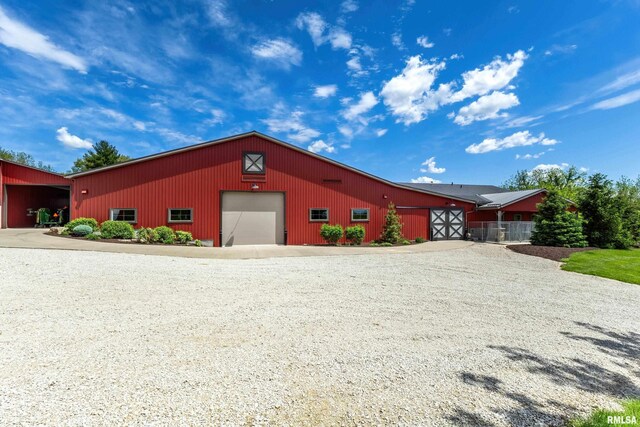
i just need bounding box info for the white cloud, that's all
[133,121,146,131]
[205,109,226,126]
[376,128,388,137]
[465,130,558,154]
[453,91,520,125]
[56,127,92,149]
[590,88,640,110]
[342,91,378,121]
[416,35,434,48]
[313,84,338,98]
[251,38,302,68]
[391,32,405,50]
[598,69,640,94]
[380,55,448,125]
[449,53,463,60]
[155,128,201,146]
[340,0,359,13]
[420,157,446,174]
[0,6,87,72]
[338,125,353,138]
[515,151,546,160]
[501,115,543,128]
[262,109,320,143]
[449,50,527,103]
[532,163,569,172]
[308,139,335,153]
[544,44,577,56]
[296,12,351,50]
[411,176,442,184]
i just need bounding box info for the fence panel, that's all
[468,221,535,242]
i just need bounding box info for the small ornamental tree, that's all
[530,190,587,248]
[380,202,404,244]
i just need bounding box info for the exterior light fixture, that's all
[251,183,259,190]
[81,189,89,194]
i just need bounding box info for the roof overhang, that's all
[65,131,478,204]
[476,189,548,210]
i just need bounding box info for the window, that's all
[513,214,523,221]
[110,208,137,223]
[309,208,329,222]
[243,152,265,174]
[351,208,370,222]
[168,208,193,223]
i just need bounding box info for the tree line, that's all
[504,167,640,249]
[0,141,130,174]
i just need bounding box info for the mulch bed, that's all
[507,244,596,262]
[46,232,191,246]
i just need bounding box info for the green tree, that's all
[615,176,640,246]
[380,202,404,244]
[504,166,587,202]
[579,173,627,248]
[70,141,130,173]
[530,190,587,247]
[0,147,55,172]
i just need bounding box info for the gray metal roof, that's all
[476,189,546,209]
[399,183,508,203]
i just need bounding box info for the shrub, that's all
[154,226,176,244]
[320,224,344,245]
[369,242,379,247]
[531,190,587,248]
[194,239,203,247]
[415,237,426,243]
[136,227,156,244]
[401,239,411,245]
[65,217,99,231]
[86,233,101,241]
[100,220,135,239]
[72,224,93,236]
[379,242,393,247]
[175,230,193,244]
[380,202,404,244]
[345,225,365,245]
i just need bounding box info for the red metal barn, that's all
[0,160,71,228]
[67,132,476,245]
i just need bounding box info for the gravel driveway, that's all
[1,244,638,426]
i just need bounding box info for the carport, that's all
[0,160,71,229]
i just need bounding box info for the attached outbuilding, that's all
[0,160,71,229]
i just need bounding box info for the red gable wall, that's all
[71,135,474,244]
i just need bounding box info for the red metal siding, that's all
[467,192,546,222]
[71,135,474,244]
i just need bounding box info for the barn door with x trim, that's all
[430,208,464,240]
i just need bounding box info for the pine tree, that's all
[579,173,626,248]
[380,202,404,244]
[530,190,587,247]
[71,141,131,173]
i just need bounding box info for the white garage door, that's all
[221,192,285,246]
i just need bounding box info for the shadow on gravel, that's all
[447,322,640,426]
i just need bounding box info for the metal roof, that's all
[476,189,546,209]
[399,183,508,203]
[64,131,479,204]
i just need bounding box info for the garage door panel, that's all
[221,192,285,246]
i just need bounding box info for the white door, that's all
[221,192,285,246]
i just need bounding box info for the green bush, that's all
[320,224,344,245]
[154,226,176,244]
[379,242,393,247]
[175,230,193,244]
[415,237,426,243]
[86,233,101,241]
[380,202,404,244]
[194,239,203,247]
[72,224,93,236]
[531,190,587,248]
[345,225,365,245]
[100,220,135,239]
[136,227,156,244]
[401,239,411,245]
[65,217,99,231]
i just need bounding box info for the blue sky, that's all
[0,1,639,183]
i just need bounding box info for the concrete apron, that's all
[0,228,474,260]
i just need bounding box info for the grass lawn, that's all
[562,249,640,285]
[568,399,640,426]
